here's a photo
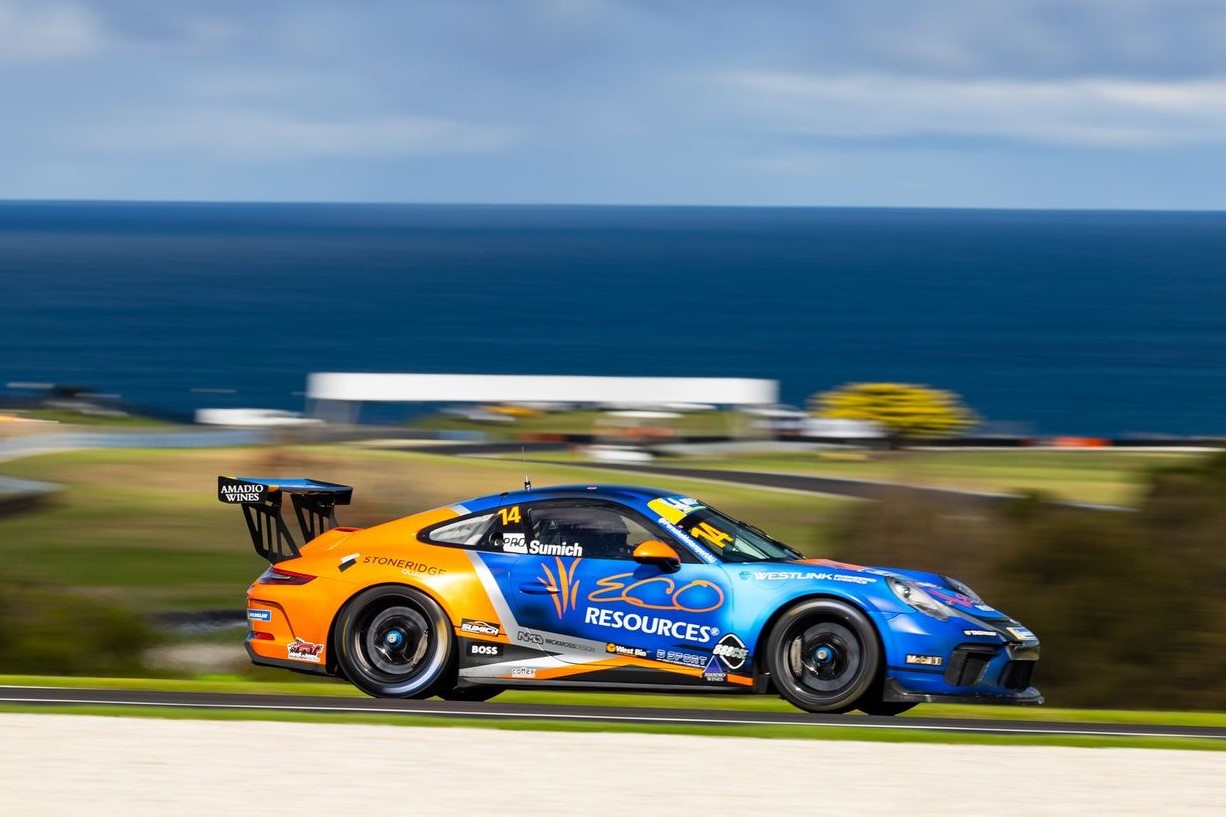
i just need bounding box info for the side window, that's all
[423,507,526,552]
[425,513,495,547]
[525,502,682,561]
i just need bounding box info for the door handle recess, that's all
[518,582,559,595]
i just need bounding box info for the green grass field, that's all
[0,444,1211,608]
[0,445,845,609]
[525,448,1204,506]
[2,676,1222,750]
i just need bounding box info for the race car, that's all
[220,476,1041,714]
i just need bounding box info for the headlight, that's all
[943,575,981,602]
[887,576,952,621]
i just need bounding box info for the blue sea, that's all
[2,202,1224,436]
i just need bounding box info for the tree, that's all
[809,382,975,445]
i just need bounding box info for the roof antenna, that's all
[521,447,532,491]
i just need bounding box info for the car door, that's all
[507,500,731,679]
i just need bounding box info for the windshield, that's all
[675,506,803,563]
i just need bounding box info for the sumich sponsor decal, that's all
[503,533,583,557]
[460,619,500,637]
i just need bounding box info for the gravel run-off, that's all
[1,714,1224,815]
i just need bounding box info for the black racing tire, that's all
[439,686,504,702]
[858,700,917,717]
[766,598,881,714]
[334,585,454,698]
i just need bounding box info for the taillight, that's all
[257,565,316,585]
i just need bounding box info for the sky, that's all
[1,0,1224,208]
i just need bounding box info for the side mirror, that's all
[632,540,681,573]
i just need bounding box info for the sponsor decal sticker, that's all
[287,640,323,663]
[504,533,583,557]
[963,629,1000,638]
[606,642,649,658]
[510,667,536,679]
[338,553,359,573]
[647,496,704,524]
[588,573,724,613]
[460,619,500,637]
[712,633,749,670]
[246,608,272,622]
[583,607,718,644]
[516,629,595,653]
[218,478,265,503]
[468,643,503,657]
[360,556,446,576]
[538,557,583,618]
[1007,626,1036,641]
[655,648,707,668]
[702,655,727,682]
[905,653,944,667]
[750,570,876,585]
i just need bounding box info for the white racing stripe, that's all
[461,550,610,678]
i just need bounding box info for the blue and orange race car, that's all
[221,477,1041,715]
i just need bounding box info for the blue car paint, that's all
[461,484,1040,704]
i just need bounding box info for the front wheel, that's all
[334,585,454,698]
[766,599,880,714]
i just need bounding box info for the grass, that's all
[0,444,1211,610]
[0,445,847,609]
[411,409,751,438]
[7,674,1226,728]
[524,448,1205,506]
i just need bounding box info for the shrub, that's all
[0,583,156,675]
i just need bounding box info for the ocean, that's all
[2,202,1224,436]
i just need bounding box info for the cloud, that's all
[726,72,1226,148]
[81,108,520,160]
[0,0,107,62]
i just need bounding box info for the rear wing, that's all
[218,476,353,563]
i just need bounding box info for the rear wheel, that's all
[766,599,880,714]
[335,586,454,698]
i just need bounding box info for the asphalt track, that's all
[2,686,1223,741]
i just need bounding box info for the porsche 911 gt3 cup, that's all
[221,477,1041,714]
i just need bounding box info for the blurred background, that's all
[2,1,1225,711]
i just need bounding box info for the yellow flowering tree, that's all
[809,382,975,447]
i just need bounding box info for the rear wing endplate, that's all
[218,476,353,563]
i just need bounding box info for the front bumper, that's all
[880,611,1043,705]
[883,677,1044,705]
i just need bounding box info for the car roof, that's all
[455,483,679,514]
